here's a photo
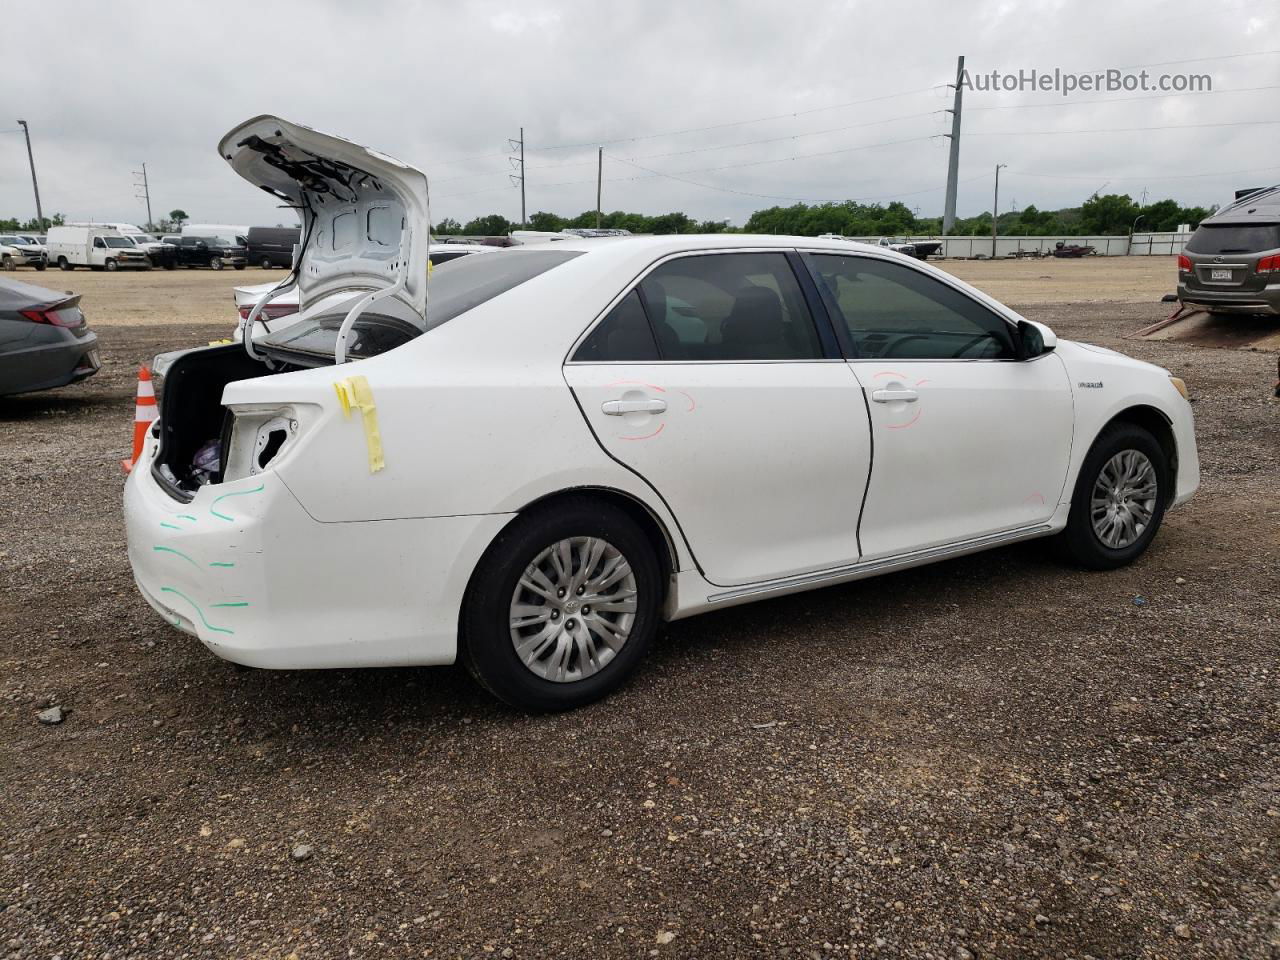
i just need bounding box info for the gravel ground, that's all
[1,292,1278,959]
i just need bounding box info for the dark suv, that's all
[245,226,300,269]
[1178,185,1280,316]
[172,235,248,271]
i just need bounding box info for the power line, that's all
[968,119,1280,136]
[966,84,1280,113]
[1010,164,1280,183]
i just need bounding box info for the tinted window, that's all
[808,255,1014,360]
[573,291,659,362]
[637,253,822,361]
[422,249,582,330]
[1185,223,1280,255]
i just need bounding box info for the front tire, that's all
[104,259,118,272]
[1053,422,1169,570]
[462,499,661,711]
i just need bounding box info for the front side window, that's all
[807,255,1014,360]
[93,237,105,248]
[103,237,133,248]
[637,253,823,361]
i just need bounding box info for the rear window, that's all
[260,249,581,363]
[421,249,581,330]
[1185,224,1280,255]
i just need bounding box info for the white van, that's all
[46,226,151,271]
[181,223,250,247]
[67,221,147,237]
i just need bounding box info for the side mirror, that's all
[1018,319,1056,358]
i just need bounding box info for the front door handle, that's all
[871,388,919,403]
[602,398,667,416]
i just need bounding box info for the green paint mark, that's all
[177,514,198,523]
[159,522,181,531]
[210,483,266,522]
[159,586,234,636]
[211,601,249,608]
[209,561,236,568]
[153,545,200,569]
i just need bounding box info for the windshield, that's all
[261,249,582,363]
[103,237,135,248]
[134,234,159,243]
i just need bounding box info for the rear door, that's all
[564,250,871,587]
[804,252,1074,560]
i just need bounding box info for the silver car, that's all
[0,276,100,396]
[1178,186,1280,316]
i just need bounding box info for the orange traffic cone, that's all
[122,365,157,474]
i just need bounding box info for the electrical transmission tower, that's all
[507,128,526,227]
[133,163,153,229]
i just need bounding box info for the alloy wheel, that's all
[508,537,638,683]
[1090,449,1158,549]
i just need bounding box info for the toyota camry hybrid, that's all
[123,116,1199,710]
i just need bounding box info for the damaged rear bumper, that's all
[123,440,513,669]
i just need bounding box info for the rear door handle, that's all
[871,388,919,403]
[602,398,667,416]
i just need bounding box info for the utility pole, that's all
[134,162,153,229]
[992,163,1006,259]
[942,55,965,236]
[596,148,603,229]
[507,128,526,228]
[16,120,44,229]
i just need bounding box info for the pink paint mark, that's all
[620,422,666,441]
[677,390,696,412]
[1023,492,1046,505]
[606,379,666,392]
[886,408,923,430]
[915,378,931,387]
[873,371,907,380]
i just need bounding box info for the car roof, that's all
[1204,185,1280,224]
[495,233,887,258]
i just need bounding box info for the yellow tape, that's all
[333,375,385,473]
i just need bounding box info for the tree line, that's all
[437,193,1214,238]
[3,192,1211,239]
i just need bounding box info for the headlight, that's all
[1169,376,1189,400]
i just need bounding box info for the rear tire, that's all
[1052,422,1169,570]
[262,259,272,269]
[210,257,224,271]
[461,498,661,711]
[58,257,72,271]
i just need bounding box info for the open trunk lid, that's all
[217,116,430,357]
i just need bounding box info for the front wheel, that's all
[104,259,118,272]
[1052,423,1169,570]
[462,499,661,711]
[0,255,12,271]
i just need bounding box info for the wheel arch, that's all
[1097,404,1178,484]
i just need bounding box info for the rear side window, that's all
[573,291,659,362]
[1185,224,1280,255]
[637,253,823,361]
[808,254,1014,360]
[422,250,582,330]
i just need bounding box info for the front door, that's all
[564,251,872,587]
[804,252,1074,560]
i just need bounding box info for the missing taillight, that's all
[256,428,288,470]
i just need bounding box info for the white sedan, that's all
[124,116,1199,711]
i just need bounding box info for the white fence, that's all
[848,233,1191,258]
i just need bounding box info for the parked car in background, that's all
[125,115,1200,711]
[245,226,300,269]
[1178,184,1280,316]
[67,221,148,237]
[174,235,247,270]
[0,275,99,395]
[0,235,47,270]
[125,233,178,269]
[181,224,250,247]
[46,226,150,271]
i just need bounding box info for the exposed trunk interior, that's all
[152,345,291,500]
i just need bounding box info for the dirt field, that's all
[2,262,1278,959]
[29,255,1180,329]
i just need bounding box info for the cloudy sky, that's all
[5,0,1277,230]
